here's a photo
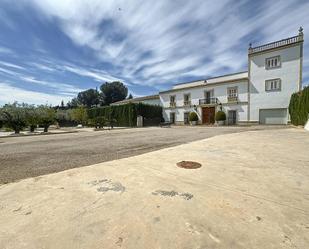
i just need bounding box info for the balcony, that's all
[199,97,218,105]
[170,102,176,108]
[184,100,191,106]
[227,96,238,103]
[248,34,303,55]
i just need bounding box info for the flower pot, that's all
[217,120,225,126]
[190,121,197,126]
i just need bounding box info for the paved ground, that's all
[0,128,308,249]
[0,126,279,184]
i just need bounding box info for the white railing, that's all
[249,35,302,54]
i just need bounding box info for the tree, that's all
[77,89,100,107]
[67,98,80,108]
[0,103,27,134]
[25,105,39,132]
[128,93,133,99]
[37,106,56,132]
[289,86,309,125]
[100,81,128,105]
[70,107,88,125]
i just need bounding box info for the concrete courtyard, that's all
[0,128,308,249]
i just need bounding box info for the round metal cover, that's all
[177,161,202,169]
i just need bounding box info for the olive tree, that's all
[37,106,56,132]
[0,103,27,134]
[25,105,39,132]
[70,106,88,125]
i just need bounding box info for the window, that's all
[184,94,191,106]
[266,56,281,69]
[227,87,238,102]
[170,95,176,107]
[204,90,214,104]
[265,79,281,91]
[228,87,238,97]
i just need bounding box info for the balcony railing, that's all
[227,96,238,103]
[199,97,218,105]
[184,100,191,106]
[170,102,176,108]
[249,35,302,54]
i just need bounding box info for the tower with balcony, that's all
[248,28,304,124]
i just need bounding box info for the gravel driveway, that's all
[0,126,283,184]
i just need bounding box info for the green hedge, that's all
[189,112,198,121]
[215,111,226,121]
[88,103,162,127]
[289,86,309,126]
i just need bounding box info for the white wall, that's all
[249,44,302,122]
[160,80,248,123]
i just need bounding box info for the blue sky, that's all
[0,0,308,105]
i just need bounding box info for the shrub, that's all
[37,106,56,132]
[215,111,226,121]
[4,127,13,132]
[189,112,198,122]
[88,103,162,127]
[289,86,309,126]
[56,109,77,127]
[88,116,108,129]
[0,103,27,134]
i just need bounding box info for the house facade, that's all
[159,28,304,125]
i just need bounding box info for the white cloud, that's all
[62,65,125,84]
[0,46,14,55]
[0,66,21,76]
[0,61,25,70]
[0,82,71,106]
[25,0,308,87]
[20,76,84,95]
[29,62,56,72]
[0,0,303,97]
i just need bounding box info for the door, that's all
[228,110,237,125]
[259,109,287,124]
[184,112,189,125]
[170,112,175,124]
[202,107,215,124]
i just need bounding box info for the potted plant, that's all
[215,110,226,126]
[189,112,198,125]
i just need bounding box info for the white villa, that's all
[113,28,304,125]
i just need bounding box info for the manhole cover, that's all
[177,161,202,169]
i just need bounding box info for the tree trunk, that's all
[44,126,48,132]
[30,125,35,132]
